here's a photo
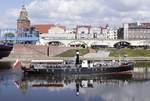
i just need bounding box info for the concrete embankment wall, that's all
[2,44,74,62]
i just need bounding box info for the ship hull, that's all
[0,44,13,59]
[0,51,12,58]
[22,64,133,75]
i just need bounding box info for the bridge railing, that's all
[0,37,39,41]
[43,37,75,40]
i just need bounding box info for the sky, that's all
[1,0,150,28]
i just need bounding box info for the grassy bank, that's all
[0,62,12,69]
[56,48,150,57]
[134,61,150,67]
[56,48,89,57]
[96,48,150,57]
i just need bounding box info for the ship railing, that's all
[32,64,75,69]
[93,62,120,68]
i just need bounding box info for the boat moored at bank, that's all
[22,50,134,75]
[0,43,13,59]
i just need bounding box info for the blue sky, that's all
[0,0,31,28]
[1,0,150,28]
[0,0,30,13]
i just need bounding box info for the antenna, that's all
[22,0,25,6]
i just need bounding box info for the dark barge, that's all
[22,50,134,75]
[0,43,13,59]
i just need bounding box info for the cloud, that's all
[0,15,16,29]
[26,0,100,25]
[101,0,142,12]
[24,0,150,25]
[79,81,150,101]
[2,0,150,28]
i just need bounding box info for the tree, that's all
[4,33,15,37]
[4,33,15,44]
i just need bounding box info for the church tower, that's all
[17,5,30,30]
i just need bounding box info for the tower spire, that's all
[17,5,30,34]
[22,4,25,8]
[19,5,28,20]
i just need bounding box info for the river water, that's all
[0,62,150,101]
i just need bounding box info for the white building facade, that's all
[40,25,75,40]
[106,27,118,40]
[76,25,117,40]
[124,22,150,40]
[40,25,118,42]
[90,27,105,39]
[76,26,91,39]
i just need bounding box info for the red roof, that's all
[32,24,54,34]
[32,24,66,34]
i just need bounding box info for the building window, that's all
[93,33,97,38]
[81,31,85,34]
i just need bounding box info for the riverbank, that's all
[3,45,150,59]
[97,48,150,57]
[2,56,150,62]
[1,45,150,67]
[57,48,150,57]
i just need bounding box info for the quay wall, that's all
[2,44,74,62]
[1,44,150,63]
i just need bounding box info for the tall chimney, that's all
[75,50,80,65]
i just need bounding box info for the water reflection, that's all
[0,62,12,69]
[0,68,150,101]
[15,74,133,94]
[132,68,150,84]
[12,73,150,101]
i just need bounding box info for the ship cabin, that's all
[31,60,64,65]
[29,59,75,69]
